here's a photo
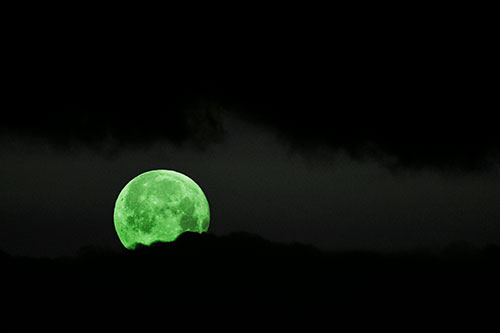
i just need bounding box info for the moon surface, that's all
[113,169,210,249]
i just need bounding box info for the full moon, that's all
[113,169,210,249]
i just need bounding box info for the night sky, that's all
[1,12,498,258]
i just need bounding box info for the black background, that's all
[1,4,499,326]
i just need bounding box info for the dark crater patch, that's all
[179,197,194,215]
[180,214,197,231]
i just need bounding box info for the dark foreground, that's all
[2,232,499,329]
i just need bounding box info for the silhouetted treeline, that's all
[1,233,499,328]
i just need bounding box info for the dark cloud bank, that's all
[2,25,497,172]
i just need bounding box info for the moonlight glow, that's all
[113,169,210,249]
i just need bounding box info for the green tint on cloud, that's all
[113,170,210,249]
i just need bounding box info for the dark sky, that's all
[1,12,498,256]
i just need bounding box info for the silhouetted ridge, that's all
[1,233,499,323]
[0,249,10,258]
[131,231,321,259]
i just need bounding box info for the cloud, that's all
[1,79,225,150]
[216,57,498,171]
[2,38,497,170]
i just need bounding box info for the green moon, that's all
[113,169,210,249]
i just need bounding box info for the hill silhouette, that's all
[1,232,499,327]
